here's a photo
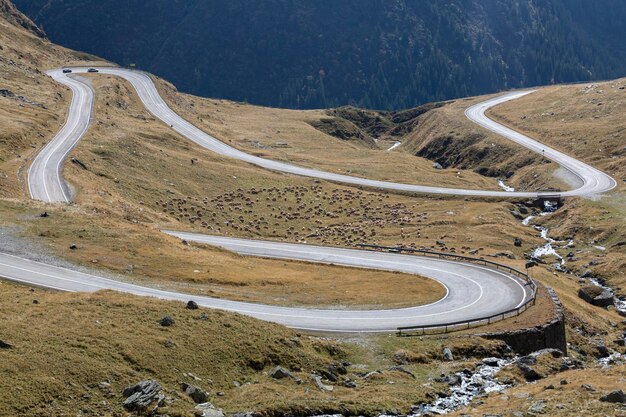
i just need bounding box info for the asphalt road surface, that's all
[8,66,613,332]
[0,236,533,332]
[28,67,616,203]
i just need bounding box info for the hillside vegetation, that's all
[13,0,626,110]
[0,2,625,416]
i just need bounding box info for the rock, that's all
[530,348,563,359]
[593,342,610,358]
[269,366,294,380]
[581,384,595,392]
[437,373,462,386]
[432,162,443,169]
[69,243,77,250]
[186,300,199,310]
[528,400,547,414]
[599,390,625,403]
[164,339,175,348]
[614,338,625,347]
[317,368,338,382]
[311,374,333,392]
[579,269,594,278]
[514,238,522,247]
[482,357,501,367]
[0,340,13,349]
[194,402,225,417]
[182,383,209,404]
[40,212,48,218]
[159,316,175,326]
[560,379,568,385]
[517,363,543,381]
[361,370,382,379]
[344,380,357,388]
[578,286,614,307]
[122,380,164,411]
[388,365,416,379]
[559,357,583,371]
[442,347,454,361]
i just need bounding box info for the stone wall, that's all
[480,287,567,355]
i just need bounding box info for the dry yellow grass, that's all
[0,280,504,417]
[399,95,569,192]
[12,74,550,309]
[486,81,626,293]
[1,6,625,417]
[154,78,501,190]
[487,79,626,186]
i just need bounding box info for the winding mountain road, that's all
[0,234,533,332]
[0,66,614,332]
[29,67,616,202]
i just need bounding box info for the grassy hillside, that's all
[0,2,624,416]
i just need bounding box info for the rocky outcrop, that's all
[195,402,225,417]
[578,285,614,307]
[480,288,567,355]
[269,366,301,383]
[0,0,45,37]
[442,347,454,361]
[181,382,209,404]
[122,380,164,412]
[600,390,626,403]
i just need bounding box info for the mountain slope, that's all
[14,0,626,110]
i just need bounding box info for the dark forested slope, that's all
[14,0,626,109]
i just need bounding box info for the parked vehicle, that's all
[62,68,72,73]
[87,68,99,73]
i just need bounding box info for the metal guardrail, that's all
[355,244,538,336]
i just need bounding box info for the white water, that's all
[589,278,626,315]
[525,205,625,314]
[497,179,515,192]
[387,141,402,151]
[410,358,512,416]
[531,225,567,266]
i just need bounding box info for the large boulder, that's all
[517,363,543,382]
[182,382,209,404]
[194,402,225,417]
[269,366,294,380]
[600,390,625,403]
[578,286,614,307]
[122,380,164,411]
[442,347,454,361]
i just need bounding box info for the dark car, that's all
[87,68,99,73]
[62,68,72,73]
